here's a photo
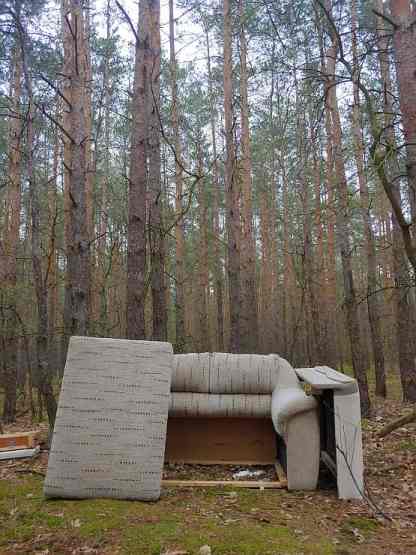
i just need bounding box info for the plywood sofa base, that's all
[165,417,277,465]
[162,479,286,489]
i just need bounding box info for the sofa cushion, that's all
[169,392,271,418]
[172,353,298,394]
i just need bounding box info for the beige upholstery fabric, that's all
[171,353,298,394]
[169,392,271,418]
[44,337,172,501]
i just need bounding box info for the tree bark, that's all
[197,144,210,352]
[65,0,90,337]
[223,0,241,352]
[1,42,22,423]
[389,0,416,225]
[378,408,416,438]
[16,11,57,433]
[205,24,224,352]
[148,0,167,341]
[324,0,371,415]
[375,0,416,402]
[169,0,186,352]
[238,0,258,353]
[351,0,386,397]
[126,0,148,339]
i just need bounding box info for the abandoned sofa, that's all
[166,352,320,491]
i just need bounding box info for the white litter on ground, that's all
[232,469,265,480]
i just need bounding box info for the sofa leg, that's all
[286,410,320,490]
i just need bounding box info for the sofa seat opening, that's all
[165,416,278,465]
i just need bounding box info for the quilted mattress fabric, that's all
[44,336,172,500]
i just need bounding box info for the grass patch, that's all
[399,439,416,451]
[342,516,379,540]
[0,478,339,554]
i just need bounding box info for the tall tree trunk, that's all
[238,0,258,353]
[197,145,210,352]
[223,0,241,352]
[389,0,416,225]
[318,21,339,370]
[1,43,22,423]
[282,170,296,361]
[325,0,371,415]
[126,0,148,339]
[66,0,90,336]
[312,131,326,363]
[205,24,224,352]
[47,121,59,372]
[259,183,274,354]
[169,0,186,352]
[375,1,416,402]
[61,0,72,362]
[96,0,111,335]
[83,0,94,246]
[351,0,386,397]
[17,14,57,433]
[148,0,167,341]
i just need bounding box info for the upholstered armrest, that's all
[295,366,364,500]
[271,386,317,436]
[271,385,319,491]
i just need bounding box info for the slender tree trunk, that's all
[47,121,59,372]
[17,15,57,433]
[148,0,167,341]
[312,134,326,362]
[238,0,258,353]
[325,0,371,415]
[205,25,224,352]
[127,0,148,339]
[282,170,296,361]
[197,145,210,352]
[319,23,339,370]
[1,43,22,423]
[389,0,416,225]
[169,0,186,352]
[351,0,386,397]
[61,0,72,361]
[223,0,241,352]
[66,0,90,337]
[96,0,111,334]
[259,184,274,354]
[83,0,94,246]
[375,1,416,402]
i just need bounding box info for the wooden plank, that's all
[166,459,273,466]
[162,479,286,489]
[0,432,38,451]
[274,462,287,485]
[165,417,277,465]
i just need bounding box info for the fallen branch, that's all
[378,409,416,438]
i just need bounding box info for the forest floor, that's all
[0,373,415,555]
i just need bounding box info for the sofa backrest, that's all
[171,352,299,394]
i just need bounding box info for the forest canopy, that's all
[0,0,415,427]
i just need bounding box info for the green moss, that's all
[343,516,379,537]
[0,476,339,554]
[399,439,416,451]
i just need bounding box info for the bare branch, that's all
[115,1,139,45]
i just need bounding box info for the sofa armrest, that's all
[295,366,364,500]
[271,386,319,490]
[271,386,317,437]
